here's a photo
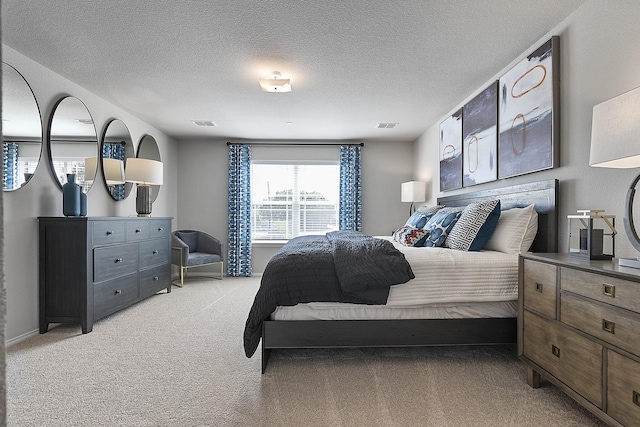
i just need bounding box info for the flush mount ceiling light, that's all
[259,71,291,92]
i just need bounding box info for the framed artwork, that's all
[498,36,559,179]
[462,81,498,187]
[439,108,462,191]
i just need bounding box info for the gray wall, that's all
[415,0,640,260]
[2,46,179,343]
[175,139,415,273]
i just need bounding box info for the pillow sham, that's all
[445,200,501,251]
[416,204,444,214]
[483,204,538,254]
[423,209,461,247]
[392,226,430,247]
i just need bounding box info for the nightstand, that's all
[519,253,640,427]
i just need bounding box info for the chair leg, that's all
[180,266,185,287]
[217,262,224,280]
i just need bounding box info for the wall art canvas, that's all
[462,81,498,187]
[439,108,463,191]
[498,36,559,178]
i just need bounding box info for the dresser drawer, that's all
[561,267,640,312]
[561,292,640,357]
[93,273,138,320]
[139,263,170,299]
[92,221,125,246]
[149,219,170,239]
[93,243,138,283]
[125,221,150,241]
[139,238,170,269]
[607,350,640,426]
[523,259,557,318]
[523,310,603,407]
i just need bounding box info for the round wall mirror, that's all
[101,119,134,200]
[48,96,98,192]
[137,134,162,202]
[2,62,43,191]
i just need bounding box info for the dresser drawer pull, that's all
[158,227,164,231]
[602,283,616,297]
[106,230,114,235]
[535,282,543,293]
[153,250,159,254]
[115,289,122,295]
[602,319,616,334]
[551,345,561,358]
[634,390,640,407]
[135,229,142,233]
[153,276,159,281]
[114,258,123,263]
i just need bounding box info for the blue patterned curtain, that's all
[339,145,362,231]
[227,144,252,276]
[102,142,126,199]
[2,142,19,190]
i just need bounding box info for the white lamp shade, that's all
[84,157,98,183]
[125,158,163,185]
[103,158,126,185]
[590,85,640,168]
[401,181,426,203]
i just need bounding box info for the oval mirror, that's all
[137,134,162,202]
[2,62,43,191]
[100,119,134,200]
[48,97,98,192]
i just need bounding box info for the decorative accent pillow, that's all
[416,204,444,214]
[404,210,435,229]
[422,210,462,247]
[445,200,501,251]
[392,226,430,247]
[484,204,539,254]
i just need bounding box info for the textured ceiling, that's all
[2,0,586,142]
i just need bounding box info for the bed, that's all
[248,179,558,373]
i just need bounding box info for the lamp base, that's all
[618,257,640,269]
[136,185,152,217]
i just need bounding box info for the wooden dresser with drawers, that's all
[38,217,172,334]
[519,252,640,426]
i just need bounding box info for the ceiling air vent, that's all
[376,123,398,129]
[192,120,216,127]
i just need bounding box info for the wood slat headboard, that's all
[437,179,558,253]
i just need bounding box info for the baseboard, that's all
[6,328,39,347]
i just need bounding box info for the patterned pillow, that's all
[392,226,430,247]
[422,210,462,247]
[445,200,501,251]
[416,204,444,214]
[404,211,434,229]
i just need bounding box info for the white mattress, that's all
[271,236,520,321]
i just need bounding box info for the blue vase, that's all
[80,191,87,217]
[63,173,81,217]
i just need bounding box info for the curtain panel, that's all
[102,142,126,200]
[227,144,252,276]
[339,145,362,231]
[2,142,18,190]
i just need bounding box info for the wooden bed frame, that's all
[260,179,558,373]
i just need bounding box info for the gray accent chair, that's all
[171,230,223,286]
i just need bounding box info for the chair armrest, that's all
[171,235,189,266]
[198,233,223,257]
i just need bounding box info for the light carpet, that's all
[7,276,607,427]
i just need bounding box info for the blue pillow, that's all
[404,211,433,229]
[422,210,462,247]
[446,200,501,251]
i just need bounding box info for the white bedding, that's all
[271,236,520,321]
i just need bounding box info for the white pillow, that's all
[483,204,538,254]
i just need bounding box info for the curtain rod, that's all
[226,141,364,147]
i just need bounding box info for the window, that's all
[251,162,340,240]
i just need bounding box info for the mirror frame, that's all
[137,134,162,202]
[47,96,99,192]
[2,62,43,191]
[100,119,134,201]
